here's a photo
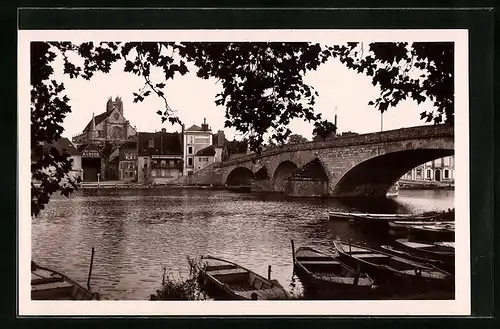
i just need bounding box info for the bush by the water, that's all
[149,257,207,301]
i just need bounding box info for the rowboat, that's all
[333,241,453,288]
[394,239,455,272]
[31,262,100,300]
[197,256,289,300]
[408,223,455,242]
[328,211,440,223]
[293,246,374,297]
[388,220,455,231]
[380,245,446,268]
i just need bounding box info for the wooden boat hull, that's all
[31,262,100,300]
[198,256,289,300]
[380,245,447,269]
[408,225,455,242]
[329,212,440,224]
[293,246,374,298]
[389,221,454,231]
[395,239,455,273]
[333,241,453,290]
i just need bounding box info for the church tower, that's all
[106,97,114,112]
[115,96,123,114]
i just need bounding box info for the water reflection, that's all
[32,188,454,300]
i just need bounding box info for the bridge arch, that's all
[225,167,254,186]
[253,166,270,180]
[332,149,454,197]
[272,160,298,192]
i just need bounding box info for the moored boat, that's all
[394,238,455,272]
[197,256,289,300]
[388,220,455,231]
[333,241,453,288]
[380,245,446,269]
[293,245,374,298]
[31,262,100,300]
[408,223,455,242]
[329,211,440,224]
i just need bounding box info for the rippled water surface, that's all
[32,188,454,300]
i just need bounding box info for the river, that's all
[31,188,454,300]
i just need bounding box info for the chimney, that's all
[201,118,209,131]
[161,128,166,133]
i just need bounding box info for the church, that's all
[72,96,138,181]
[72,96,137,145]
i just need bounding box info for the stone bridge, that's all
[185,124,454,197]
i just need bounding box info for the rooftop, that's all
[138,131,182,156]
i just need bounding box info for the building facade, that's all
[137,129,183,185]
[401,155,455,184]
[118,141,137,181]
[76,144,103,182]
[183,119,213,176]
[72,96,137,145]
[71,96,138,181]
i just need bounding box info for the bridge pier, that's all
[284,177,329,197]
[251,178,273,192]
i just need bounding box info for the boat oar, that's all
[290,239,296,275]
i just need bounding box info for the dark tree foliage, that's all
[312,120,337,141]
[287,134,309,144]
[30,41,453,216]
[332,42,454,125]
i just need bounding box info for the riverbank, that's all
[79,182,254,192]
[398,180,454,190]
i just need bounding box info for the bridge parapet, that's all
[219,124,454,168]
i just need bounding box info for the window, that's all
[444,169,449,179]
[161,160,166,166]
[189,136,194,144]
[416,168,422,178]
[161,169,166,176]
[195,137,211,144]
[148,139,154,147]
[426,169,432,179]
[151,170,156,177]
[188,146,193,155]
[187,157,193,166]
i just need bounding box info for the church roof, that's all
[195,145,216,156]
[82,111,113,132]
[137,132,183,156]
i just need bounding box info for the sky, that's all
[53,44,434,142]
